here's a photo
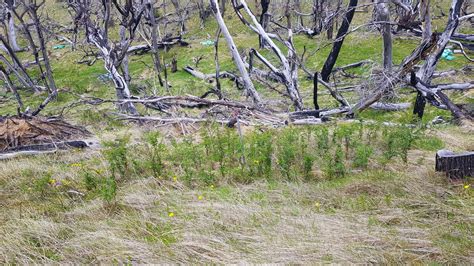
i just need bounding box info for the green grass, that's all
[0,1,473,264]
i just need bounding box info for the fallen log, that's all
[127,37,189,54]
[370,102,411,111]
[183,66,243,87]
[0,140,97,160]
[436,150,474,179]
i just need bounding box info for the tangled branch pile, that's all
[0,116,91,152]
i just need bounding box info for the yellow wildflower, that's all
[168,212,175,217]
[198,195,204,200]
[314,202,321,208]
[254,160,259,165]
[464,184,471,189]
[70,163,82,168]
[49,179,56,185]
[173,176,178,182]
[210,184,215,189]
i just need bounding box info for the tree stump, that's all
[435,150,474,179]
[171,57,178,73]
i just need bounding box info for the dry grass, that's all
[0,125,472,264]
[0,1,472,263]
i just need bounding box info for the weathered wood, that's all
[375,0,393,71]
[370,102,411,111]
[235,0,304,110]
[210,0,261,105]
[183,66,243,87]
[436,150,474,179]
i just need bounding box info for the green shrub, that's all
[315,127,329,154]
[100,175,117,204]
[414,136,445,151]
[102,136,130,179]
[324,144,346,178]
[246,130,273,179]
[353,143,373,169]
[383,126,418,163]
[276,128,298,180]
[83,172,98,191]
[144,131,167,177]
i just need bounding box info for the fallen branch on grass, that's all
[183,66,244,87]
[0,140,97,160]
[127,37,189,54]
[370,102,411,111]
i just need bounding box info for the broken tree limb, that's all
[436,150,474,179]
[126,37,189,54]
[0,140,97,160]
[332,60,373,73]
[316,73,351,107]
[434,82,474,91]
[116,114,254,126]
[183,66,244,87]
[370,102,411,111]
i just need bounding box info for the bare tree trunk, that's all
[210,0,262,105]
[219,0,227,14]
[420,0,432,41]
[259,0,270,49]
[6,5,21,52]
[376,0,393,71]
[321,0,358,82]
[119,25,131,85]
[170,0,186,36]
[146,0,165,88]
[0,35,37,91]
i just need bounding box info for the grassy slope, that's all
[0,1,473,264]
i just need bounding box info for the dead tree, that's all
[144,0,164,88]
[2,0,21,52]
[170,0,186,36]
[413,0,469,121]
[351,0,470,121]
[232,0,304,110]
[258,0,270,49]
[14,0,58,95]
[420,0,432,41]
[210,0,261,105]
[0,1,60,116]
[375,0,392,71]
[69,0,143,114]
[320,0,358,83]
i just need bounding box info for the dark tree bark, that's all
[436,150,474,179]
[313,72,320,116]
[259,0,270,49]
[320,0,358,82]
